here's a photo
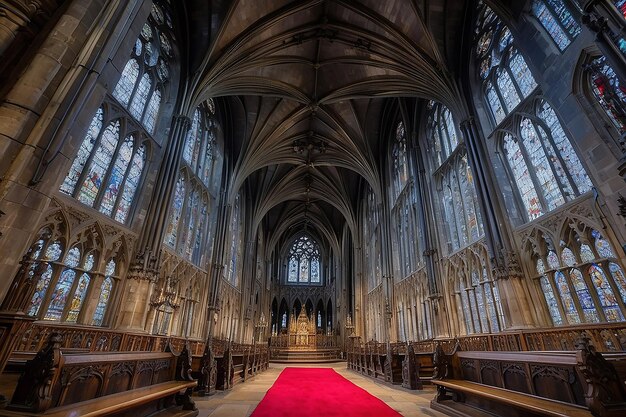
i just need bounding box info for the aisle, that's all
[250,367,402,417]
[193,363,444,417]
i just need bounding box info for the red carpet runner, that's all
[250,367,403,417]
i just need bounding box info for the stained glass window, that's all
[503,134,543,219]
[92,261,115,326]
[459,289,473,334]
[561,247,576,266]
[44,268,76,321]
[501,100,593,222]
[554,270,580,324]
[531,0,581,51]
[580,243,595,263]
[115,144,145,223]
[286,235,322,285]
[570,268,599,323]
[60,108,103,195]
[66,273,90,323]
[609,262,626,305]
[540,275,563,325]
[112,59,139,106]
[164,174,186,247]
[587,56,626,134]
[164,102,220,267]
[589,264,624,321]
[593,229,616,258]
[100,136,134,216]
[547,250,560,269]
[475,4,537,123]
[392,121,409,200]
[28,265,53,316]
[429,102,484,254]
[77,121,120,206]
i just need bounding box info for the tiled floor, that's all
[195,363,446,417]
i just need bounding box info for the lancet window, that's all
[585,56,626,137]
[390,119,422,280]
[530,225,626,326]
[498,98,593,222]
[475,3,537,125]
[163,101,221,267]
[60,1,177,224]
[225,193,243,287]
[286,235,322,285]
[452,251,504,334]
[428,102,484,253]
[23,226,119,326]
[362,187,382,290]
[531,0,580,51]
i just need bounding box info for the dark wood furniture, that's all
[4,333,197,417]
[431,338,626,417]
[347,339,434,390]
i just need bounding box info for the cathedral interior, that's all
[2,0,626,416]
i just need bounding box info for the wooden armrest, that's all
[432,379,591,417]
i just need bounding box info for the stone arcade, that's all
[1,0,626,416]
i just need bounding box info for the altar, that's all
[288,308,316,349]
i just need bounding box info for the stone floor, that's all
[195,363,446,417]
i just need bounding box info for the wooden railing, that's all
[406,322,626,353]
[15,322,206,356]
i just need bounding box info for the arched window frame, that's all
[389,118,422,281]
[60,105,150,224]
[428,102,484,254]
[59,1,177,225]
[163,101,221,268]
[495,97,593,222]
[284,235,323,286]
[362,187,382,290]
[530,226,626,327]
[530,0,581,52]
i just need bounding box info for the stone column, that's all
[459,117,535,329]
[0,1,64,73]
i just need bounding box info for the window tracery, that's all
[475,4,537,125]
[531,0,580,51]
[528,223,626,326]
[163,101,221,267]
[498,98,592,222]
[285,235,322,285]
[60,0,176,224]
[21,226,120,326]
[428,102,484,253]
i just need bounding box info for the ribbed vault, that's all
[186,0,470,267]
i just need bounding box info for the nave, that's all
[3,0,626,416]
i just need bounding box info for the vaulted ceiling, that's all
[184,0,473,257]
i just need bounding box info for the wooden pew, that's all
[431,338,626,417]
[3,333,197,417]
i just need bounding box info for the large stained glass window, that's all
[390,116,421,281]
[500,99,592,222]
[60,112,147,224]
[587,56,626,135]
[59,0,177,224]
[163,101,221,267]
[92,260,116,326]
[475,4,537,124]
[533,227,626,326]
[428,102,484,253]
[531,1,580,51]
[285,235,322,285]
[112,1,175,134]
